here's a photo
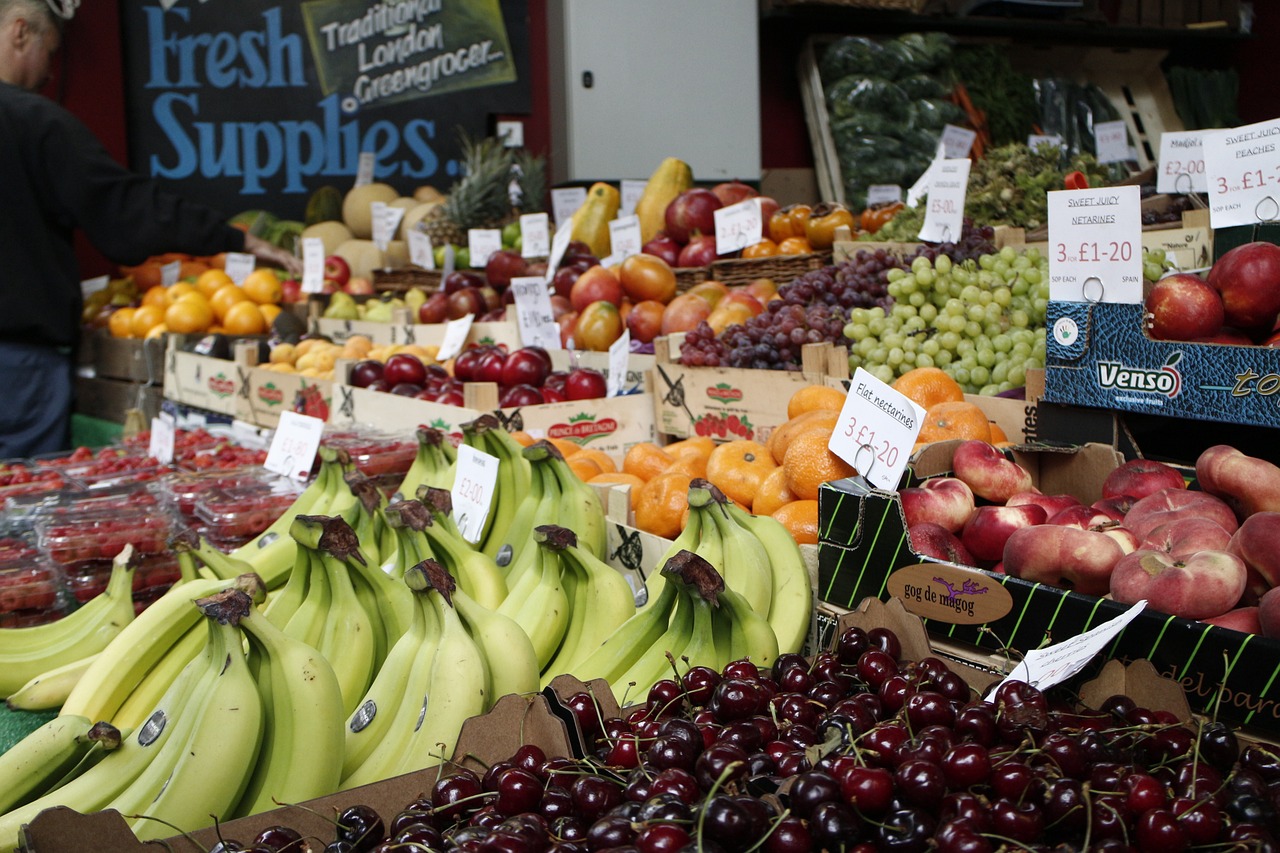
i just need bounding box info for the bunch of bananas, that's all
[398,425,458,497]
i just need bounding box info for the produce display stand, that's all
[234,345,334,430]
[311,316,524,351]
[161,336,242,418]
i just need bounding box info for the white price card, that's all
[511,275,560,351]
[1048,185,1143,304]
[468,229,502,268]
[917,159,971,243]
[714,197,764,255]
[372,203,404,251]
[148,413,175,465]
[988,601,1147,700]
[441,243,456,277]
[545,226,574,284]
[1094,120,1130,164]
[1203,118,1280,228]
[223,252,255,285]
[1157,131,1208,194]
[866,185,903,206]
[906,142,946,207]
[520,212,550,258]
[80,275,108,299]
[607,329,631,397]
[1028,133,1064,151]
[408,230,434,269]
[355,151,375,187]
[940,124,977,159]
[608,215,643,260]
[828,368,924,491]
[436,314,474,361]
[620,180,647,218]
[264,411,325,481]
[451,444,500,544]
[551,187,588,227]
[160,261,181,288]
[301,238,326,294]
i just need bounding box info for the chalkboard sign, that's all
[119,0,531,221]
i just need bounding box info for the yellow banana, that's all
[465,415,532,561]
[398,426,457,497]
[531,441,607,560]
[110,621,206,731]
[498,526,569,671]
[698,484,772,616]
[5,652,100,712]
[612,579,695,706]
[724,502,813,655]
[417,487,508,610]
[0,716,119,814]
[452,585,539,703]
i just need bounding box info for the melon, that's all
[414,185,446,205]
[332,239,386,279]
[400,201,443,241]
[300,221,354,258]
[342,183,399,238]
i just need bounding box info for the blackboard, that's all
[119,0,532,221]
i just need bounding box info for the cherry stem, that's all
[741,807,792,853]
[695,761,745,848]
[119,813,210,853]
[980,832,1038,852]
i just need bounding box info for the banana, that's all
[0,545,137,695]
[723,502,813,655]
[700,484,773,616]
[642,506,703,607]
[398,426,458,498]
[497,526,569,670]
[236,592,345,818]
[283,543,330,651]
[491,457,555,591]
[0,716,119,813]
[452,585,539,702]
[110,620,206,731]
[127,593,264,841]
[342,537,416,669]
[719,586,779,669]
[612,578,695,705]
[571,576,678,685]
[465,416,532,561]
[532,441,607,560]
[417,487,508,610]
[262,538,312,631]
[5,652,100,711]
[340,469,387,567]
[190,537,258,582]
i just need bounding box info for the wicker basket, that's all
[707,252,833,289]
[372,267,442,293]
[674,266,708,293]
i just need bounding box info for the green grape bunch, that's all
[845,246,1050,394]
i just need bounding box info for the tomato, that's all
[741,239,780,259]
[776,236,813,256]
[860,201,903,234]
[768,204,811,243]
[573,301,624,351]
[805,203,856,251]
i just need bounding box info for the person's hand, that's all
[243,233,304,276]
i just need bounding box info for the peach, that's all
[1227,511,1280,599]
[1007,492,1080,519]
[1196,444,1280,520]
[1138,517,1233,560]
[1002,524,1126,597]
[1091,496,1135,522]
[899,477,975,534]
[960,504,1046,564]
[951,440,1034,504]
[1109,549,1246,620]
[1260,586,1280,639]
[1101,458,1187,501]
[908,522,976,567]
[1203,606,1260,635]
[1047,504,1119,530]
[1123,488,1239,541]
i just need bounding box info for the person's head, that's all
[0,0,61,91]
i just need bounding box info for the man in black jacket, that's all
[0,0,300,457]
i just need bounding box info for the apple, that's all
[570,265,625,312]
[324,255,351,289]
[348,359,384,389]
[499,384,546,407]
[626,300,666,344]
[1207,241,1280,331]
[1109,548,1246,620]
[549,294,573,320]
[951,440,1034,504]
[501,347,552,388]
[1101,458,1186,501]
[280,278,302,304]
[447,287,487,320]
[664,188,723,244]
[414,388,439,402]
[710,180,758,207]
[544,371,568,396]
[677,235,719,268]
[437,389,465,407]
[552,265,585,301]
[474,348,507,384]
[960,504,1047,564]
[1006,491,1080,519]
[1139,517,1233,560]
[477,285,502,314]
[1002,525,1127,596]
[1144,273,1224,341]
[908,522,975,567]
[452,346,485,382]
[442,270,484,295]
[1227,511,1280,598]
[485,249,528,290]
[660,292,713,336]
[365,378,389,394]
[1123,487,1239,541]
[899,477,975,534]
[1203,606,1260,634]
[344,276,374,295]
[383,353,427,387]
[389,382,423,396]
[418,291,449,324]
[1196,444,1280,519]
[641,233,682,267]
[565,366,607,401]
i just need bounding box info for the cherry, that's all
[878,674,912,713]
[635,822,691,853]
[723,659,761,681]
[1043,777,1087,834]
[586,814,635,849]
[647,679,683,717]
[253,827,305,852]
[645,733,697,772]
[856,649,898,690]
[1136,807,1189,851]
[772,693,819,730]
[953,703,997,747]
[467,804,504,828]
[1241,745,1280,782]
[708,679,761,722]
[550,817,586,842]
[637,793,692,823]
[484,761,516,793]
[839,765,894,816]
[1089,794,1129,840]
[764,816,812,853]
[715,720,763,753]
[1172,796,1224,845]
[1226,823,1280,852]
[648,767,700,805]
[392,825,442,848]
[606,732,641,768]
[570,775,624,823]
[941,742,991,789]
[939,791,992,833]
[540,787,575,820]
[988,797,1043,844]
[512,744,548,777]
[702,794,754,850]
[1099,693,1137,719]
[386,811,432,837]
[494,767,543,816]
[807,679,847,709]
[875,806,933,852]
[904,690,954,730]
[862,723,909,768]
[695,742,749,790]
[1038,731,1087,780]
[866,626,902,659]
[623,769,652,803]
[989,760,1036,801]
[893,758,947,810]
[775,748,811,777]
[335,804,384,851]
[787,769,842,819]
[933,819,992,853]
[681,666,721,706]
[1123,771,1167,815]
[836,626,871,665]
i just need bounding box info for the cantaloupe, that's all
[332,239,386,279]
[413,185,446,205]
[300,221,354,257]
[342,183,399,238]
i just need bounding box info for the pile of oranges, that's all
[107,264,285,340]
[892,367,1011,450]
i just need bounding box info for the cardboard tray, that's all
[311,317,523,351]
[162,338,240,417]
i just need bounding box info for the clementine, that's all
[705,439,777,508]
[782,427,856,501]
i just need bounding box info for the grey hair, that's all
[0,0,63,33]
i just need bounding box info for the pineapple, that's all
[423,127,516,247]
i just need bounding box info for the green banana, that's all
[398,426,458,498]
[719,586,779,669]
[262,538,312,631]
[724,502,813,655]
[643,505,704,607]
[571,576,679,685]
[417,487,508,610]
[612,575,695,705]
[699,482,773,616]
[498,525,570,671]
[282,546,330,651]
[0,716,120,814]
[5,652,100,712]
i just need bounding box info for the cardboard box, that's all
[237,366,333,429]
[817,439,1280,734]
[73,377,162,425]
[90,332,167,384]
[161,339,240,417]
[312,317,523,351]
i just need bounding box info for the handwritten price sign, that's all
[1047,186,1143,304]
[1157,131,1207,194]
[828,369,923,491]
[917,159,970,243]
[452,444,499,543]
[1204,118,1280,228]
[264,411,325,481]
[714,198,764,255]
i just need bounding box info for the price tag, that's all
[148,413,175,465]
[866,185,903,206]
[544,226,574,284]
[451,444,500,544]
[607,329,631,397]
[441,243,456,278]
[940,124,977,159]
[436,314,474,361]
[511,275,560,350]
[520,212,550,258]
[80,275,108,299]
[1157,131,1208,194]
[372,203,404,251]
[907,142,946,207]
[1203,118,1280,228]
[1027,133,1064,151]
[917,159,970,243]
[608,214,643,260]
[551,187,588,227]
[1094,120,1130,164]
[355,151,375,187]
[224,252,255,285]
[264,411,325,481]
[408,230,434,269]
[301,237,326,294]
[160,261,181,288]
[828,368,923,491]
[619,179,647,217]
[1047,185,1143,304]
[468,228,503,268]
[714,197,764,255]
[988,601,1147,700]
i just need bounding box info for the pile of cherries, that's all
[211,626,1280,852]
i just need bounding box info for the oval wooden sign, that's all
[886,563,1013,625]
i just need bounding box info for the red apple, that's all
[280,278,302,304]
[474,348,507,384]
[452,346,485,382]
[324,255,351,289]
[626,300,666,344]
[1144,273,1224,341]
[710,180,758,207]
[951,440,1034,504]
[501,347,551,388]
[1139,517,1233,560]
[443,270,485,295]
[1006,491,1080,519]
[344,276,374,295]
[677,235,719,267]
[1207,241,1280,331]
[1109,548,1246,620]
[909,522,976,566]
[447,287,487,320]
[418,291,449,324]
[899,477,975,534]
[348,359,384,389]
[549,294,573,320]
[565,367,607,400]
[1002,525,1127,596]
[1227,511,1280,598]
[1203,606,1260,634]
[485,249,528,290]
[641,233,682,267]
[499,384,546,407]
[1101,458,1187,501]
[664,188,723,244]
[1196,444,1280,519]
[1123,487,1239,541]
[960,504,1047,564]
[383,353,427,387]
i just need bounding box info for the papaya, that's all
[304,185,344,226]
[634,157,694,244]
[569,182,621,259]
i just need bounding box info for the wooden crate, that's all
[91,332,167,384]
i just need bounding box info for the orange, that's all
[916,401,993,446]
[196,268,235,298]
[178,259,210,281]
[259,303,283,325]
[786,385,847,420]
[623,442,676,483]
[753,467,798,517]
[140,286,170,309]
[168,282,200,303]
[634,471,694,539]
[546,437,581,458]
[128,262,162,291]
[242,268,283,305]
[705,440,777,508]
[772,500,819,545]
[575,448,617,475]
[988,422,1013,447]
[767,409,841,466]
[664,454,707,480]
[509,431,536,447]
[164,297,214,334]
[782,427,856,501]
[222,300,268,335]
[145,322,169,339]
[568,454,604,482]
[777,236,812,255]
[129,304,166,339]
[210,284,250,322]
[892,367,965,412]
[663,435,716,464]
[587,472,646,511]
[107,307,136,338]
